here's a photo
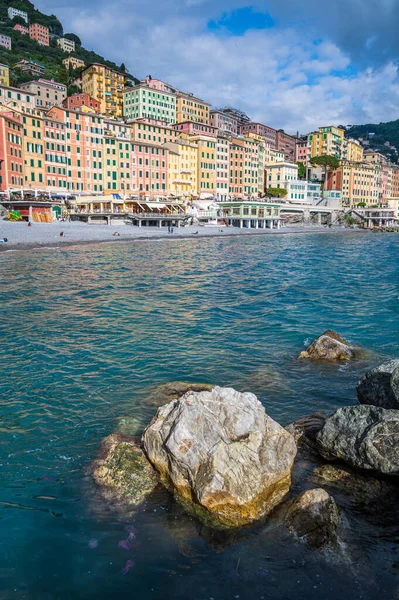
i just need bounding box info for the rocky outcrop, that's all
[357,360,399,409]
[142,386,297,529]
[286,412,327,458]
[92,434,158,505]
[316,406,399,476]
[298,330,358,361]
[145,381,215,408]
[283,488,340,549]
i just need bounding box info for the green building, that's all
[123,84,176,124]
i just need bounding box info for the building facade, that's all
[15,59,45,76]
[229,138,245,197]
[14,23,29,35]
[265,162,299,190]
[57,37,76,53]
[210,110,238,136]
[19,79,67,108]
[0,84,36,109]
[62,56,85,71]
[165,139,198,197]
[131,141,168,196]
[0,110,23,190]
[29,23,49,46]
[123,84,176,124]
[307,126,345,160]
[62,92,101,113]
[0,64,10,87]
[81,64,125,118]
[276,129,297,162]
[175,92,210,125]
[173,121,218,137]
[0,34,11,50]
[239,122,277,148]
[130,120,179,145]
[215,135,230,201]
[8,7,28,22]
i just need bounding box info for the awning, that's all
[112,199,124,204]
[145,202,166,209]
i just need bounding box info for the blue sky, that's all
[36,0,399,133]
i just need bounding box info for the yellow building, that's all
[62,56,85,71]
[20,109,45,188]
[345,139,364,162]
[0,63,9,86]
[176,92,210,125]
[164,138,198,197]
[189,134,216,194]
[130,120,179,144]
[308,126,345,159]
[81,63,125,118]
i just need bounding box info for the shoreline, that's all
[0,222,366,253]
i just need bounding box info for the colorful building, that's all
[0,34,11,50]
[216,135,230,201]
[62,56,85,71]
[164,138,198,198]
[229,137,245,197]
[62,92,100,113]
[175,92,210,125]
[143,76,178,94]
[8,7,28,22]
[131,141,168,196]
[15,59,45,76]
[0,64,10,87]
[210,109,239,136]
[20,110,45,188]
[0,83,36,110]
[44,115,67,189]
[0,110,23,190]
[19,79,67,108]
[276,129,297,162]
[130,120,179,145]
[29,23,49,46]
[325,161,380,208]
[81,63,125,118]
[345,139,364,162]
[103,119,131,194]
[191,135,216,194]
[57,37,76,53]
[265,161,299,190]
[239,122,277,148]
[307,126,345,160]
[123,84,176,124]
[173,121,217,137]
[14,23,29,35]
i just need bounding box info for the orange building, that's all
[29,23,49,46]
[229,138,245,197]
[62,93,101,113]
[44,115,67,189]
[0,110,23,190]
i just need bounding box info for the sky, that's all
[35,0,399,134]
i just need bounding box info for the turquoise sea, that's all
[1,230,399,599]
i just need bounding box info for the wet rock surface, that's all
[282,488,340,549]
[91,434,159,506]
[143,386,297,528]
[316,406,399,476]
[144,381,215,408]
[286,412,327,458]
[298,330,359,361]
[357,360,399,409]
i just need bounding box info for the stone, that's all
[116,416,145,437]
[92,434,158,505]
[298,330,358,361]
[286,412,327,457]
[142,386,297,529]
[145,381,215,408]
[311,463,397,507]
[316,406,399,476]
[283,488,340,548]
[357,360,399,409]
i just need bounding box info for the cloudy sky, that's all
[36,0,399,134]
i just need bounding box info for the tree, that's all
[120,63,126,73]
[310,154,340,197]
[266,188,288,198]
[11,15,28,26]
[64,33,81,47]
[296,161,306,179]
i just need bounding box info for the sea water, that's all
[0,230,398,599]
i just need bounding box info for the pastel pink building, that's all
[144,76,178,95]
[173,121,218,137]
[14,23,29,35]
[295,139,308,164]
[131,140,168,195]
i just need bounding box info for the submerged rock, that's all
[142,386,297,529]
[316,406,399,476]
[92,434,158,505]
[283,488,340,549]
[286,412,327,458]
[357,360,399,409]
[298,330,358,361]
[145,381,215,408]
[116,416,145,437]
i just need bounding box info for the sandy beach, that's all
[0,221,359,252]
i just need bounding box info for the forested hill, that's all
[0,0,139,91]
[346,120,399,163]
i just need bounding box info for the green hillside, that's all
[346,120,399,164]
[0,0,139,91]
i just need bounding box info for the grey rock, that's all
[357,360,399,409]
[142,386,297,529]
[286,412,327,457]
[283,488,340,548]
[298,330,358,361]
[316,405,399,476]
[145,381,215,408]
[92,433,158,505]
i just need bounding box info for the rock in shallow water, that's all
[92,434,158,505]
[357,360,399,409]
[142,386,297,528]
[316,406,399,476]
[145,381,215,408]
[283,488,340,549]
[298,330,358,361]
[286,412,327,458]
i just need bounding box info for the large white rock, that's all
[142,386,297,528]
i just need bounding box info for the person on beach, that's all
[171,227,174,234]
[28,222,32,227]
[168,226,171,233]
[60,231,65,237]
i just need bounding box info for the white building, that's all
[8,7,28,22]
[57,37,75,53]
[266,161,298,190]
[215,136,230,201]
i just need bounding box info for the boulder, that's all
[283,488,340,548]
[286,412,327,458]
[145,381,215,408]
[357,360,399,409]
[92,434,158,505]
[142,386,297,529]
[316,406,399,476]
[298,330,357,361]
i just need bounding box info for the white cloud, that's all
[35,0,399,132]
